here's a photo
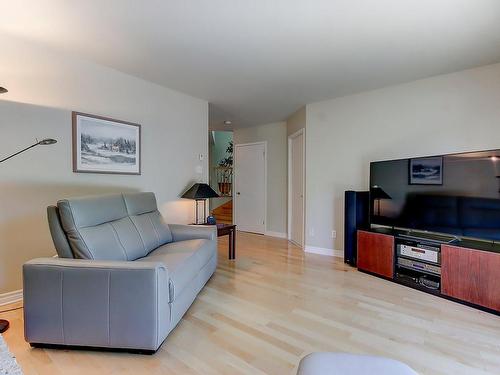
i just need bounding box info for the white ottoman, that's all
[297,353,418,375]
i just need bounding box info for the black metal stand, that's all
[194,199,207,224]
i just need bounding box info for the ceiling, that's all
[2,1,500,130]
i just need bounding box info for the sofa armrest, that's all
[169,224,217,242]
[23,258,170,351]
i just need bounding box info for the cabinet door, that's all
[357,231,394,278]
[442,245,500,311]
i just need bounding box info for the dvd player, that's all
[397,257,441,276]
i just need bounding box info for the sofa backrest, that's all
[47,205,74,259]
[123,192,173,250]
[55,192,172,260]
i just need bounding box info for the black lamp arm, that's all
[0,138,57,163]
[0,143,39,163]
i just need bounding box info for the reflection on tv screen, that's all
[370,150,500,242]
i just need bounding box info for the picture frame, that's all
[72,112,141,175]
[409,156,443,185]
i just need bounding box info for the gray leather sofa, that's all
[23,192,217,353]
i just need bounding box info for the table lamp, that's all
[181,183,219,224]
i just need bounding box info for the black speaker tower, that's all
[344,191,369,266]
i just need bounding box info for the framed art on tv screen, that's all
[409,156,443,185]
[72,112,141,175]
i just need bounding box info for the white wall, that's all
[0,34,208,294]
[306,63,500,252]
[287,106,306,136]
[234,122,287,235]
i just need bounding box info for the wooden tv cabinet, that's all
[357,229,500,315]
[441,245,500,311]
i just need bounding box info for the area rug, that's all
[0,335,22,375]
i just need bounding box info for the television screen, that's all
[370,149,500,242]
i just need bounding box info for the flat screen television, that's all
[370,149,500,242]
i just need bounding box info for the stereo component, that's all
[395,235,442,293]
[419,276,440,290]
[397,243,440,264]
[397,257,441,276]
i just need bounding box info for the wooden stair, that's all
[212,200,232,224]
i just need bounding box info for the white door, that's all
[289,131,304,246]
[234,142,266,234]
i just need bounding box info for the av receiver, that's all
[397,243,440,265]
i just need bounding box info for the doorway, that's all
[209,131,233,224]
[233,142,267,234]
[288,129,305,247]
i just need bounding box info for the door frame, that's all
[233,141,268,234]
[287,128,305,247]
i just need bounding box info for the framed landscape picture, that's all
[72,112,141,175]
[409,156,443,185]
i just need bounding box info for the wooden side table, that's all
[198,223,236,259]
[215,224,237,260]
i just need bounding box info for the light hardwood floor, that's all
[2,232,500,375]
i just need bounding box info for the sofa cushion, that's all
[58,193,161,261]
[123,192,158,215]
[57,192,174,261]
[59,194,128,229]
[123,192,173,252]
[137,239,216,302]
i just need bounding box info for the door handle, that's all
[236,192,241,195]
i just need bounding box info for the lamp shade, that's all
[181,183,219,200]
[371,185,391,200]
[38,138,57,145]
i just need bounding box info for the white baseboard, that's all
[264,231,287,239]
[305,246,344,258]
[0,289,23,306]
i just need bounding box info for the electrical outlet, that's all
[309,228,315,237]
[331,230,337,239]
